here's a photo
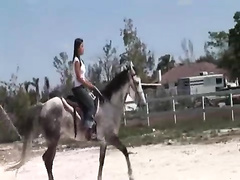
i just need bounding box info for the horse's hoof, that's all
[129,177,134,180]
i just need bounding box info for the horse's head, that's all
[101,60,147,107]
[123,61,147,107]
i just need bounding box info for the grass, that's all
[2,116,240,150]
[37,117,240,149]
[118,117,240,147]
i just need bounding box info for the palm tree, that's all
[30,78,40,103]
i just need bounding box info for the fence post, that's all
[202,96,206,121]
[230,93,234,121]
[145,94,150,127]
[172,96,177,124]
[123,105,127,126]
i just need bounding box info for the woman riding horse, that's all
[72,38,103,140]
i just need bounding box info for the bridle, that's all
[128,69,144,105]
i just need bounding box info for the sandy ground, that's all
[1,140,240,180]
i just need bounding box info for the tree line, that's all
[0,12,240,142]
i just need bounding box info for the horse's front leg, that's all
[108,135,134,180]
[97,142,107,180]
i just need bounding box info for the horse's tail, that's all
[60,97,81,138]
[5,102,44,172]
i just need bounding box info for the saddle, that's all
[65,91,99,138]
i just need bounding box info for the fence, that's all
[123,88,240,126]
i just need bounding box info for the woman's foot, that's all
[85,127,98,141]
[84,120,97,141]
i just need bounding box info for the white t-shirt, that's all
[73,56,86,87]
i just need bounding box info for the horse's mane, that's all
[101,69,130,100]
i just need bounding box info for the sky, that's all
[0,0,239,89]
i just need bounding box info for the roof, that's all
[161,62,229,84]
[179,74,223,80]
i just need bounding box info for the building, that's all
[177,72,225,95]
[124,94,137,111]
[160,62,230,95]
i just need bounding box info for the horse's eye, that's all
[135,81,139,85]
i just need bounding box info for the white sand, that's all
[1,140,240,180]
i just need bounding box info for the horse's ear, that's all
[120,60,130,71]
[130,61,134,70]
[129,61,135,74]
[120,64,128,71]
[120,65,125,71]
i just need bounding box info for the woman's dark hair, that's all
[72,38,83,61]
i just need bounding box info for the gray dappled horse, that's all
[6,62,147,180]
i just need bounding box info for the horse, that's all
[6,61,147,180]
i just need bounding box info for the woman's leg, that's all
[72,86,95,128]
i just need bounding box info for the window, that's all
[164,83,169,89]
[216,78,222,84]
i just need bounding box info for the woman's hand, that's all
[92,86,105,102]
[85,81,95,90]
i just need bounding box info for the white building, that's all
[177,72,225,95]
[124,94,137,111]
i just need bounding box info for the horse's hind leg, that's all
[97,142,107,180]
[40,107,61,180]
[108,135,134,180]
[42,138,59,180]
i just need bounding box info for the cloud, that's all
[177,0,193,6]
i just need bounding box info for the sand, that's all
[1,140,240,180]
